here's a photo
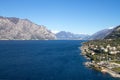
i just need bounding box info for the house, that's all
[104,49,108,52]
[107,44,111,48]
[109,51,117,54]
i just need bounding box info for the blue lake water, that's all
[0,40,119,80]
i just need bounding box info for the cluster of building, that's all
[81,40,120,77]
[86,44,120,55]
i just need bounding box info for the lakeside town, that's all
[81,39,120,77]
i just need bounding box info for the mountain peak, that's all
[55,31,90,40]
[7,17,19,24]
[0,16,19,24]
[0,16,56,40]
[105,25,120,39]
[89,25,120,40]
[89,28,113,40]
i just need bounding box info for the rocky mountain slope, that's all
[105,25,120,39]
[55,31,90,40]
[0,16,56,40]
[89,29,113,40]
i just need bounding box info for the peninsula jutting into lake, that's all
[81,25,120,78]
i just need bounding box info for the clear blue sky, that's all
[0,0,120,34]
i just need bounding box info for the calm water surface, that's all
[0,40,119,80]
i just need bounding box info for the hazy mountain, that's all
[55,31,90,40]
[89,29,113,40]
[0,16,56,40]
[105,25,120,39]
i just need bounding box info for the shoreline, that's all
[80,45,120,78]
[84,61,120,78]
[101,68,120,78]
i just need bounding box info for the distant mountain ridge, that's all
[1,16,120,40]
[0,16,56,40]
[89,25,120,40]
[89,29,113,40]
[105,25,120,39]
[55,31,90,40]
